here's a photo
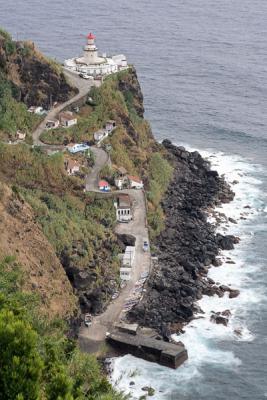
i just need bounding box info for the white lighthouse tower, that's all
[64,32,128,76]
[82,33,104,65]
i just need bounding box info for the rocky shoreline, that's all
[129,140,239,335]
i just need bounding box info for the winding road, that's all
[32,70,96,146]
[30,68,151,352]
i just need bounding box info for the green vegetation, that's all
[22,190,118,269]
[0,30,41,142]
[0,256,126,400]
[147,153,173,239]
[0,143,82,193]
[0,73,40,142]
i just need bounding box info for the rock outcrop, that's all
[0,32,77,108]
[129,140,236,331]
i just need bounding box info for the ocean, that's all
[1,1,266,398]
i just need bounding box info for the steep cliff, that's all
[0,181,78,319]
[0,27,77,141]
[0,28,77,107]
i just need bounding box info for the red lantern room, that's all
[87,32,95,40]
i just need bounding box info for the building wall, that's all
[116,208,132,222]
[120,268,131,281]
[130,181,143,189]
[66,119,77,127]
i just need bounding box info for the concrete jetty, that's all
[106,332,188,369]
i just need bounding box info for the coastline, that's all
[128,139,238,334]
[109,142,264,399]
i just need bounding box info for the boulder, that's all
[210,313,229,326]
[229,289,240,299]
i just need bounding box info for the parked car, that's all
[79,72,94,80]
[143,240,149,252]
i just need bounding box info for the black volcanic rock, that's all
[128,141,236,332]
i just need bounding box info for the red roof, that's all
[87,32,95,40]
[99,180,109,187]
[128,175,142,184]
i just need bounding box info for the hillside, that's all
[0,27,178,399]
[0,181,78,319]
[0,27,77,141]
[41,67,173,237]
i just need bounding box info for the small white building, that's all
[46,119,60,129]
[112,55,128,70]
[65,159,80,175]
[128,175,144,190]
[120,267,131,281]
[16,131,26,140]
[28,106,46,115]
[114,194,133,222]
[114,166,127,190]
[59,111,77,128]
[105,120,116,133]
[94,129,108,145]
[122,246,135,268]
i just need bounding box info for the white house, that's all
[127,175,144,190]
[114,166,127,190]
[114,194,133,222]
[59,111,77,128]
[28,106,46,115]
[16,131,26,140]
[94,129,108,145]
[105,120,116,133]
[120,267,131,281]
[122,246,135,268]
[112,55,128,70]
[46,119,60,129]
[65,159,80,175]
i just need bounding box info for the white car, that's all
[79,73,94,80]
[112,292,119,300]
[143,240,149,252]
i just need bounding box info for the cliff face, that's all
[0,29,77,108]
[0,182,78,319]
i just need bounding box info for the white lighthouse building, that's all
[64,33,128,77]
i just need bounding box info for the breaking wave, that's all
[110,147,266,399]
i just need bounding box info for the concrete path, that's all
[85,147,110,191]
[32,70,95,146]
[79,189,151,353]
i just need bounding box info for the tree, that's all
[0,310,43,400]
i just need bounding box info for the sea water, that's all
[110,149,267,399]
[0,0,266,398]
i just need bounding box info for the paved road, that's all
[79,189,151,353]
[85,147,110,191]
[32,70,95,146]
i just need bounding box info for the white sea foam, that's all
[110,146,266,399]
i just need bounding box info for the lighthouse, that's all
[64,32,128,77]
[83,33,104,65]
